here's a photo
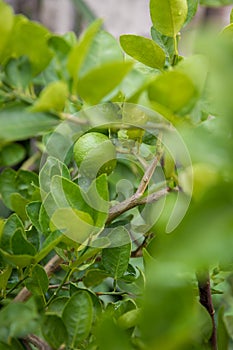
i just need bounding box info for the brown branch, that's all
[23,334,52,350]
[107,187,169,224]
[60,112,88,125]
[14,254,63,302]
[196,270,217,350]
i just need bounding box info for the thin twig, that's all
[60,112,88,125]
[196,270,217,350]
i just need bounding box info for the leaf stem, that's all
[172,35,179,66]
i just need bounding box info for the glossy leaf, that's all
[0,143,26,167]
[150,0,188,37]
[200,0,233,5]
[0,213,24,252]
[31,81,69,112]
[0,249,35,267]
[120,35,165,69]
[25,264,49,295]
[1,15,53,75]
[26,201,42,232]
[77,61,133,104]
[0,104,59,142]
[148,70,197,113]
[80,30,123,76]
[151,26,175,61]
[102,227,131,279]
[0,1,14,55]
[10,193,29,221]
[5,56,32,89]
[62,290,93,347]
[0,265,12,295]
[42,314,68,349]
[83,269,109,287]
[67,19,102,81]
[35,230,63,262]
[184,0,198,26]
[11,229,36,256]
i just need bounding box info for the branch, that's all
[107,188,169,224]
[196,270,217,350]
[23,334,52,350]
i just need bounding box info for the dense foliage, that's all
[0,0,233,349]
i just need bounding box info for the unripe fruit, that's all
[73,132,117,179]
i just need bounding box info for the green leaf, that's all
[0,143,26,167]
[120,35,165,69]
[149,0,188,37]
[35,230,63,262]
[11,229,36,256]
[10,193,29,221]
[0,339,24,350]
[0,249,35,267]
[5,56,32,89]
[0,104,59,142]
[62,290,93,347]
[77,61,133,104]
[218,306,229,350]
[67,19,102,81]
[83,269,109,287]
[80,30,123,76]
[0,302,38,342]
[39,156,70,195]
[86,174,109,228]
[25,264,49,295]
[31,81,68,112]
[148,70,197,114]
[151,26,175,62]
[184,0,198,26]
[1,15,53,75]
[0,213,24,252]
[0,0,14,54]
[0,265,12,295]
[47,296,69,316]
[102,227,131,280]
[0,168,17,210]
[42,314,68,349]
[200,0,233,5]
[26,201,42,232]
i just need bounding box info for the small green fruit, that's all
[73,132,117,178]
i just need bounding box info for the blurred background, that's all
[4,0,233,37]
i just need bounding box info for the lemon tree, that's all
[0,1,233,350]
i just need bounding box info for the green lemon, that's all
[74,132,117,178]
